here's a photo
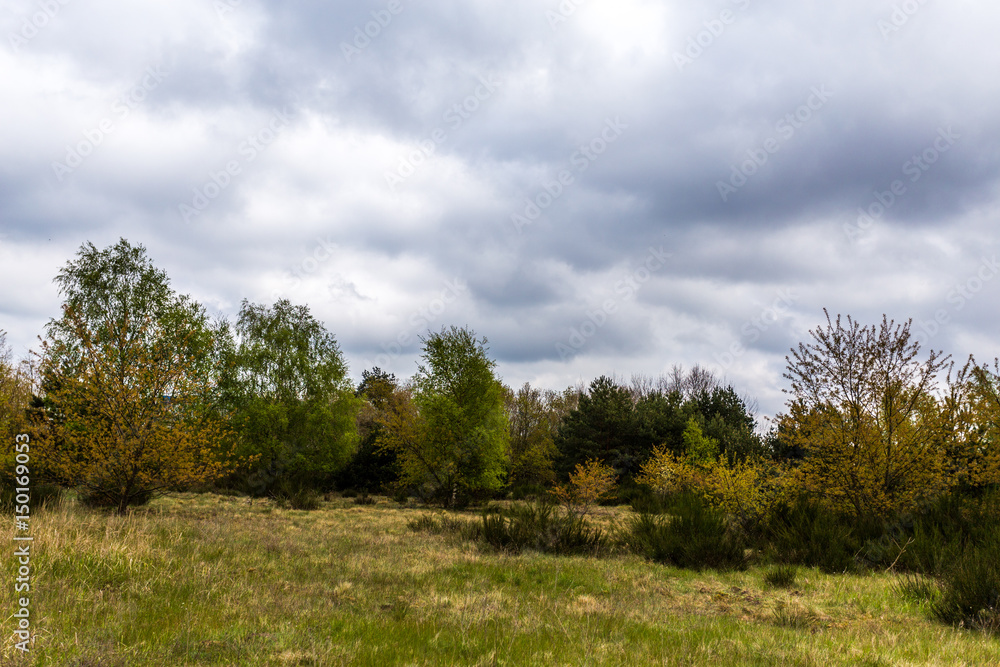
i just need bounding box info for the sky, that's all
[2,0,999,424]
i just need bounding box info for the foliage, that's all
[472,501,608,555]
[637,444,792,532]
[504,382,560,487]
[623,492,746,571]
[379,326,509,506]
[681,417,719,464]
[701,456,794,533]
[635,446,705,496]
[0,333,43,506]
[218,298,360,496]
[691,386,768,461]
[933,537,1000,635]
[555,375,644,479]
[334,368,400,492]
[778,310,953,518]
[274,486,321,511]
[946,358,1000,490]
[550,458,616,519]
[763,496,859,573]
[34,240,234,513]
[558,373,765,484]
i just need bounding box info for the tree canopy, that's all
[35,239,233,512]
[218,298,360,496]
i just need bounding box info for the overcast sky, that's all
[2,0,999,423]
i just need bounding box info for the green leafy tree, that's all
[35,239,233,512]
[381,326,509,506]
[682,418,719,465]
[218,299,360,496]
[505,382,560,487]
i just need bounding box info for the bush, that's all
[623,492,746,571]
[354,493,376,505]
[933,538,1000,634]
[275,487,320,511]
[625,485,670,515]
[470,501,607,556]
[764,496,858,573]
[550,458,616,519]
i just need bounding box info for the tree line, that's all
[1,239,999,520]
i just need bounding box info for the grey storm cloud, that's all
[2,0,999,419]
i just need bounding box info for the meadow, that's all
[2,493,999,666]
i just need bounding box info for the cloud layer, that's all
[2,0,999,420]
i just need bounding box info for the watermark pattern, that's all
[12,433,33,654]
[843,126,959,242]
[178,107,295,223]
[909,255,1000,348]
[877,0,930,40]
[51,64,170,182]
[672,0,751,72]
[556,245,672,360]
[716,85,834,202]
[340,0,405,63]
[366,278,468,369]
[8,0,71,53]
[384,73,502,192]
[281,235,341,290]
[712,289,797,373]
[546,0,587,30]
[214,0,243,20]
[511,117,628,234]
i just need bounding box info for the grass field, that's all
[2,493,998,666]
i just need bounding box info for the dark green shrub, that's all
[627,486,670,515]
[933,538,1000,634]
[764,496,857,573]
[624,493,745,571]
[275,486,320,511]
[474,501,607,555]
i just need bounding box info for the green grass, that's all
[2,493,999,665]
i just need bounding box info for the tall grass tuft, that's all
[763,564,798,588]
